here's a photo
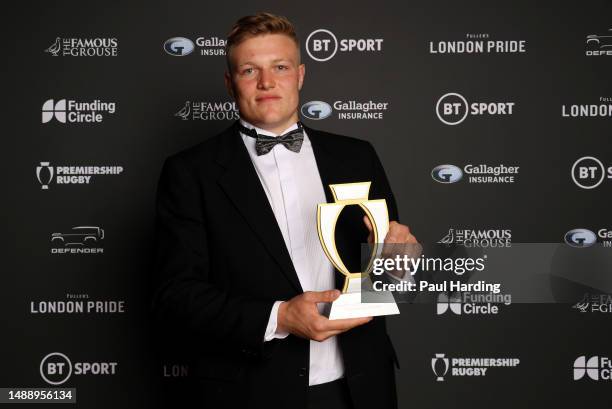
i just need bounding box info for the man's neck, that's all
[240,118,297,136]
[240,117,299,136]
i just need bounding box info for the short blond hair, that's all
[226,12,300,68]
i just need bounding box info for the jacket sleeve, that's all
[152,156,275,358]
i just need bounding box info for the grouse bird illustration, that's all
[45,37,61,56]
[572,294,590,312]
[437,229,455,245]
[175,101,191,120]
[572,302,589,313]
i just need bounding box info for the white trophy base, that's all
[325,277,400,320]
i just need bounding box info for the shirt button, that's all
[299,367,307,377]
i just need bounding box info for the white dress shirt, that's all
[239,119,343,386]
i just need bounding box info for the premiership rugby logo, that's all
[432,353,519,381]
[36,162,124,189]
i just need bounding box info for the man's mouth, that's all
[256,95,281,102]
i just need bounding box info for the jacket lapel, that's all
[307,126,355,202]
[307,126,367,290]
[215,124,303,294]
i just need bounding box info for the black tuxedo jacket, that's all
[153,122,400,409]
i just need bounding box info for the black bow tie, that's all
[238,122,305,156]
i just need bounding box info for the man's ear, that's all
[224,71,234,98]
[298,63,305,91]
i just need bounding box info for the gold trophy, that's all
[317,182,400,319]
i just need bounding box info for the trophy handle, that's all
[317,187,389,293]
[358,200,389,276]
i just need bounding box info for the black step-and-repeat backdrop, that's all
[3,1,612,408]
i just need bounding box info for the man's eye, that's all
[276,65,288,70]
[242,68,254,75]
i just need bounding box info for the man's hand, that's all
[277,290,372,342]
[364,216,422,278]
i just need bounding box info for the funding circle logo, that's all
[306,29,338,62]
[164,37,195,56]
[564,229,597,248]
[40,352,72,385]
[432,164,463,183]
[436,93,469,125]
[571,156,605,189]
[301,101,332,120]
[573,356,600,380]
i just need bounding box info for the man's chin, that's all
[246,115,296,132]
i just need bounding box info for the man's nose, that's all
[257,69,275,90]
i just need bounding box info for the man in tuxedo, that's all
[153,12,419,409]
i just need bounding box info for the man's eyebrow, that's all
[236,58,294,69]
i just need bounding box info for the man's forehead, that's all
[229,34,300,63]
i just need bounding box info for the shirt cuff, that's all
[264,300,290,342]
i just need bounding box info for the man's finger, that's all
[306,289,341,303]
[363,215,373,232]
[385,222,411,244]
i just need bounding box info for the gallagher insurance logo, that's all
[301,100,388,120]
[44,37,118,57]
[435,92,515,125]
[42,99,116,124]
[305,29,383,62]
[432,163,519,184]
[431,164,463,183]
[564,229,597,248]
[40,352,118,385]
[163,36,225,56]
[175,101,239,121]
[585,29,612,56]
[573,356,612,381]
[571,156,612,189]
[563,228,612,248]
